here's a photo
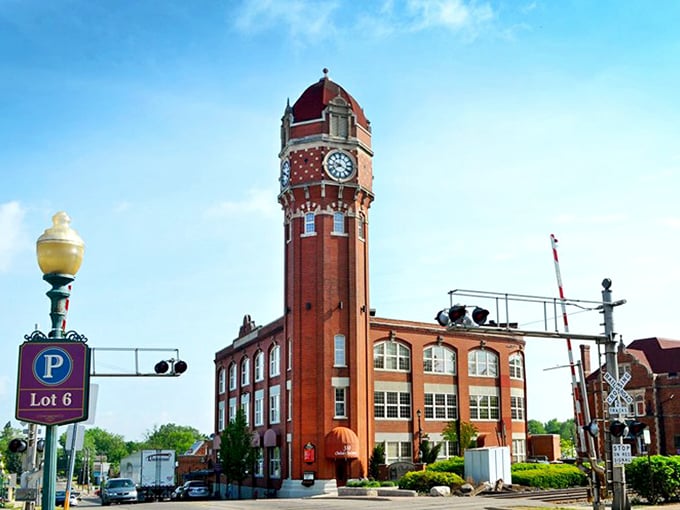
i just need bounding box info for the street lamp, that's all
[36,211,85,510]
[416,409,423,463]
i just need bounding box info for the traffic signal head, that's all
[8,438,28,453]
[609,420,628,438]
[173,360,188,375]
[154,360,170,374]
[583,420,599,438]
[628,421,647,437]
[448,305,467,323]
[471,307,490,325]
[434,309,450,327]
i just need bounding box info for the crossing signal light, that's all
[8,438,28,453]
[471,307,490,325]
[173,360,188,374]
[154,360,170,374]
[448,305,467,323]
[609,420,628,438]
[435,309,450,327]
[583,420,599,438]
[628,421,647,437]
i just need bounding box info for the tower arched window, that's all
[304,212,315,234]
[358,213,365,240]
[228,363,237,390]
[333,212,345,234]
[509,353,523,380]
[374,340,410,372]
[424,345,456,375]
[218,368,226,394]
[254,351,264,382]
[468,349,498,377]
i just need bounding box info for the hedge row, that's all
[510,463,587,489]
[626,455,680,504]
[398,470,464,492]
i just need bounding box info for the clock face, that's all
[325,151,355,181]
[280,160,291,188]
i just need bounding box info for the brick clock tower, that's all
[278,69,374,489]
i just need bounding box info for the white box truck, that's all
[120,449,176,501]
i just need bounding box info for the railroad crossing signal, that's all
[604,371,632,416]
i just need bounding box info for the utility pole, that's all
[601,278,630,510]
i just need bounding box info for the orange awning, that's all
[324,427,359,459]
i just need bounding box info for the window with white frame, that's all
[254,448,264,477]
[229,363,237,390]
[333,212,345,234]
[468,349,498,377]
[287,387,292,421]
[269,385,281,424]
[241,358,250,386]
[424,393,457,420]
[469,394,500,420]
[511,395,525,420]
[254,389,264,426]
[374,391,411,419]
[254,351,264,382]
[334,334,346,366]
[286,221,292,243]
[288,339,292,371]
[374,341,411,371]
[304,212,315,234]
[424,345,456,374]
[270,345,280,377]
[381,441,412,463]
[218,368,226,394]
[240,393,250,425]
[509,353,524,379]
[335,387,347,418]
[269,447,281,478]
[434,440,458,458]
[512,439,527,463]
[218,400,225,431]
[228,397,237,422]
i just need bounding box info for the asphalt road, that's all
[76,494,584,510]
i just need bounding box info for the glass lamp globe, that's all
[36,211,85,276]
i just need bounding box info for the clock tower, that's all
[278,69,374,488]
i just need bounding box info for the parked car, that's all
[55,491,79,507]
[172,480,210,500]
[100,478,138,505]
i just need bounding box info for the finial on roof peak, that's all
[322,67,329,80]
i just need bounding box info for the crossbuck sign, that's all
[604,371,632,415]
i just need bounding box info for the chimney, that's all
[580,344,591,376]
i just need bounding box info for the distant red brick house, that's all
[585,338,680,457]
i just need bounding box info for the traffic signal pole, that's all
[601,279,630,510]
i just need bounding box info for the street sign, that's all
[612,443,632,465]
[16,341,91,425]
[608,406,629,415]
[15,488,38,501]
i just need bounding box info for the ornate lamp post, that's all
[35,212,85,510]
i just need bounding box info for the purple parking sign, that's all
[16,341,90,425]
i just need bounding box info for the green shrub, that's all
[626,455,680,504]
[379,480,396,487]
[346,479,380,488]
[510,463,587,489]
[426,457,465,477]
[398,470,464,493]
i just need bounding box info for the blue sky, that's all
[2,0,680,442]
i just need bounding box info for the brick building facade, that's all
[584,338,680,457]
[213,72,528,497]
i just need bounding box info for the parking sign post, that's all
[15,212,86,510]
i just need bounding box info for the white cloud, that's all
[404,0,494,32]
[204,189,279,219]
[0,201,26,272]
[233,0,340,42]
[660,217,680,229]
